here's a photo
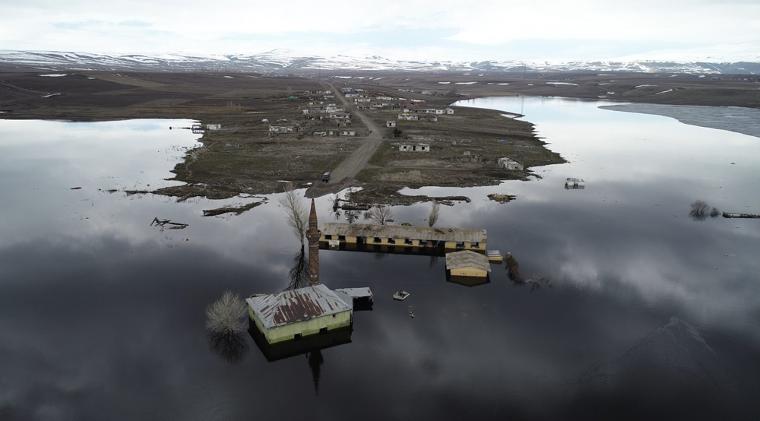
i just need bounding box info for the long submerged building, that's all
[319,223,487,252]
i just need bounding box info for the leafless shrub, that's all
[345,210,358,224]
[710,207,721,218]
[369,205,393,225]
[206,291,248,336]
[428,201,440,227]
[280,182,308,244]
[689,200,710,220]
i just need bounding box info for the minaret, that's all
[306,198,320,285]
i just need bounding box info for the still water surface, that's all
[1,99,759,420]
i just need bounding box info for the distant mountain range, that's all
[1,50,758,75]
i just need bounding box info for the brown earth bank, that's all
[5,69,755,206]
[0,70,566,205]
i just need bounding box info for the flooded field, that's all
[1,97,760,420]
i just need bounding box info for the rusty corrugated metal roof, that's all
[246,284,352,329]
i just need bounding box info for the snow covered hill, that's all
[1,50,758,74]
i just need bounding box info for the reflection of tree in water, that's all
[428,254,439,268]
[307,350,324,395]
[689,200,721,221]
[286,247,309,290]
[428,201,440,227]
[208,331,249,364]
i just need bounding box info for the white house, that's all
[340,130,357,136]
[498,157,524,171]
[446,107,455,115]
[386,121,397,128]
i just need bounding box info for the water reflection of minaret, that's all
[307,198,320,285]
[307,350,324,394]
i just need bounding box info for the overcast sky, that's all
[1,0,759,61]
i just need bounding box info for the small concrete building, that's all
[399,143,430,152]
[386,120,397,128]
[445,107,455,115]
[446,250,491,278]
[340,130,356,136]
[498,157,524,171]
[247,284,353,344]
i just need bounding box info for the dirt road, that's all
[324,84,384,184]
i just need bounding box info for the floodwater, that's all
[1,98,759,420]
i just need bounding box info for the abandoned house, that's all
[247,284,353,344]
[399,143,430,152]
[269,125,296,135]
[498,157,524,171]
[320,223,487,252]
[386,121,397,128]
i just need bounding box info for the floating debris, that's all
[393,290,411,301]
[722,212,760,219]
[487,193,516,204]
[565,178,585,189]
[150,217,189,230]
[70,186,82,190]
[202,201,264,217]
[487,250,503,263]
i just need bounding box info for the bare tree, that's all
[428,201,440,227]
[206,291,248,336]
[369,205,393,225]
[280,182,308,245]
[345,209,358,224]
[689,200,710,220]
